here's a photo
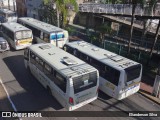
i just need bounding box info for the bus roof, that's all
[28,43,97,78]
[66,41,140,70]
[0,9,16,14]
[18,17,65,34]
[2,22,31,32]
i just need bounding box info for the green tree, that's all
[141,0,157,45]
[43,0,78,28]
[96,23,112,47]
[127,0,145,55]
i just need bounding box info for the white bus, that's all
[18,17,69,48]
[0,9,17,22]
[64,41,142,100]
[1,22,33,50]
[24,43,99,111]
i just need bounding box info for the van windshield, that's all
[73,71,97,94]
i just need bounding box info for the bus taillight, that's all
[16,41,19,45]
[69,97,74,105]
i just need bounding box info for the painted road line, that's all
[0,76,21,120]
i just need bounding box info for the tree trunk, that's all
[149,19,160,61]
[127,5,135,55]
[57,9,60,28]
[141,19,150,42]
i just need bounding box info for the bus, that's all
[1,22,33,50]
[24,43,99,111]
[63,41,142,100]
[0,9,17,23]
[18,17,69,48]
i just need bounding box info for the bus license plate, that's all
[106,82,115,90]
[19,39,31,44]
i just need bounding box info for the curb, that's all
[138,90,160,106]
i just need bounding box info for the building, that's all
[16,0,26,17]
[26,0,43,19]
[0,0,16,11]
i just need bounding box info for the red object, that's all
[69,97,74,105]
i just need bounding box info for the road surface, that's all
[0,50,159,120]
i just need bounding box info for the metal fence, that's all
[79,4,160,34]
[79,4,160,16]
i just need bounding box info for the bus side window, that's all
[35,57,44,72]
[30,52,36,64]
[103,65,120,86]
[67,46,73,54]
[44,63,52,75]
[99,63,106,77]
[90,58,101,70]
[54,72,67,93]
[43,33,49,43]
[80,52,88,62]
[73,49,80,57]
[4,27,14,40]
[43,63,56,81]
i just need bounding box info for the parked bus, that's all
[24,43,99,111]
[18,17,69,48]
[63,41,142,100]
[1,22,33,50]
[0,9,17,22]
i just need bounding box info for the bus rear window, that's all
[73,72,97,94]
[125,64,141,82]
[15,30,32,40]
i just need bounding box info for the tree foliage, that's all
[43,0,78,28]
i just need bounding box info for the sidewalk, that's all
[139,82,160,105]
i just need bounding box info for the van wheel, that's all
[47,87,52,96]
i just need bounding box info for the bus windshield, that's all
[50,32,64,40]
[73,72,97,94]
[125,64,141,82]
[15,30,32,40]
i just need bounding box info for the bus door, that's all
[52,72,67,107]
[50,33,57,46]
[50,32,64,47]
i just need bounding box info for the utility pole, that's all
[13,0,15,12]
[8,0,10,10]
[52,0,59,28]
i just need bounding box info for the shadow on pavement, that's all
[98,90,112,100]
[3,55,63,111]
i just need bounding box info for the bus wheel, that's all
[47,87,52,96]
